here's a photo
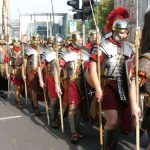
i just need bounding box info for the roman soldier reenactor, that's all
[22,35,44,115]
[90,7,135,149]
[56,31,90,143]
[5,38,24,108]
[85,30,97,53]
[39,34,65,128]
[0,33,8,98]
[130,8,150,150]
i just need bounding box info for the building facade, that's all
[0,0,12,38]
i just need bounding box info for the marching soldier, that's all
[90,7,135,149]
[130,8,150,150]
[5,38,24,108]
[64,35,72,48]
[39,34,65,128]
[56,31,89,143]
[85,30,97,53]
[22,35,44,115]
[0,33,8,98]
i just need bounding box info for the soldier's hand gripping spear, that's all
[54,43,64,133]
[37,44,50,125]
[135,2,141,149]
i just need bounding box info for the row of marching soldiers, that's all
[0,30,97,143]
[1,6,150,149]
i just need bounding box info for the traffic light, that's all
[73,11,83,19]
[67,0,79,10]
[82,0,98,19]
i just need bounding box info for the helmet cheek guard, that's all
[112,19,129,43]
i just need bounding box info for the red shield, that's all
[125,55,135,88]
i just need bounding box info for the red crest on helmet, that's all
[104,7,129,33]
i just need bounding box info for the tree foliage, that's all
[90,0,114,34]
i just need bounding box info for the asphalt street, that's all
[0,91,149,150]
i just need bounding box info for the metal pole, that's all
[2,0,5,34]
[82,19,86,45]
[47,14,49,38]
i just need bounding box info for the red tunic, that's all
[60,45,82,105]
[45,71,58,99]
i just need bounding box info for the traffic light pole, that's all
[82,19,86,45]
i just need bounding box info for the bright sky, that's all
[9,0,71,20]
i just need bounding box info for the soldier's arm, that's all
[22,57,27,80]
[38,56,46,88]
[129,78,141,122]
[90,61,103,101]
[54,62,63,95]
[38,66,44,88]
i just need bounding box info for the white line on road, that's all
[0,115,22,121]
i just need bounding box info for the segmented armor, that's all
[92,39,135,102]
[24,45,46,70]
[59,49,90,80]
[42,50,57,77]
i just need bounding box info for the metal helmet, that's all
[112,19,129,33]
[88,30,96,43]
[12,37,21,47]
[71,31,83,49]
[54,34,64,46]
[71,31,82,42]
[47,36,54,44]
[112,19,129,43]
[30,34,40,46]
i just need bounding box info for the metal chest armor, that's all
[42,49,57,77]
[139,52,150,95]
[25,45,42,70]
[101,39,135,77]
[59,49,90,80]
[92,39,135,102]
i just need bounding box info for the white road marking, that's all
[0,115,22,121]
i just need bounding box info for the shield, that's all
[125,55,135,88]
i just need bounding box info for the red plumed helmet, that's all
[104,7,129,33]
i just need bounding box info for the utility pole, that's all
[2,0,5,34]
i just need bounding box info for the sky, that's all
[9,0,71,20]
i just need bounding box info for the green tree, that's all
[90,0,114,34]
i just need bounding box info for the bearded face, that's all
[112,30,128,43]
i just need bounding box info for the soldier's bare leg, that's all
[15,85,22,109]
[32,91,41,115]
[68,104,84,144]
[50,98,59,128]
[104,109,119,150]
